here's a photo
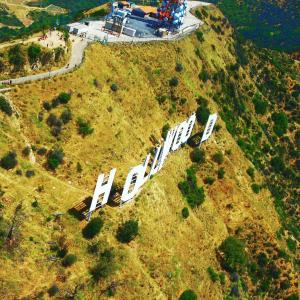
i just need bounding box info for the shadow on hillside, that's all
[187,131,203,147]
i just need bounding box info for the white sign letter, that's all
[181,113,196,144]
[121,154,150,203]
[89,168,117,217]
[200,113,218,144]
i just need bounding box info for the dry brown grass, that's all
[0,7,282,299]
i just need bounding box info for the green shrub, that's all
[190,148,205,163]
[204,176,215,185]
[286,238,296,253]
[8,44,25,71]
[196,30,204,42]
[212,152,224,164]
[272,112,288,137]
[48,284,59,297]
[22,146,31,157]
[156,94,167,105]
[116,220,139,243]
[219,236,248,272]
[246,167,255,180]
[27,43,41,65]
[77,118,94,137]
[198,68,210,82]
[0,151,18,170]
[57,92,71,104]
[257,252,268,267]
[175,63,183,72]
[253,94,268,115]
[90,249,117,281]
[251,183,260,194]
[270,156,284,173]
[43,101,52,111]
[0,60,5,73]
[60,109,72,124]
[178,167,205,208]
[110,83,118,92]
[196,106,210,125]
[47,148,64,170]
[179,289,197,300]
[169,77,179,87]
[0,96,13,116]
[218,168,225,179]
[82,217,103,239]
[162,123,170,139]
[181,207,189,219]
[62,254,77,267]
[207,267,219,282]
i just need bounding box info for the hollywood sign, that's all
[88,113,218,220]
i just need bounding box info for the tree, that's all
[77,118,94,137]
[0,60,5,73]
[196,30,204,42]
[116,220,139,243]
[196,106,210,125]
[90,249,117,281]
[179,289,197,300]
[60,109,72,124]
[190,148,205,163]
[175,63,183,72]
[182,207,189,219]
[169,77,179,87]
[0,96,13,116]
[27,43,41,65]
[253,93,268,115]
[48,284,59,297]
[47,148,64,170]
[212,152,224,164]
[0,151,18,170]
[219,236,248,272]
[179,167,205,208]
[270,156,284,173]
[57,92,71,104]
[110,83,118,92]
[218,168,225,179]
[62,254,77,267]
[272,112,288,137]
[40,50,53,66]
[82,217,103,239]
[162,123,170,139]
[8,45,25,72]
[54,47,64,62]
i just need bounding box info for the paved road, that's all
[0,36,88,86]
[0,1,210,86]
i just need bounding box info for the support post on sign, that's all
[199,113,218,147]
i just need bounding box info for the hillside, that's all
[209,0,300,53]
[0,5,299,300]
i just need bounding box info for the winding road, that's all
[0,1,210,87]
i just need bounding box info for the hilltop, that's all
[0,4,299,300]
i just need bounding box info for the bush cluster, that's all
[0,151,18,170]
[82,217,103,239]
[212,152,224,164]
[219,236,248,272]
[77,118,94,137]
[47,148,64,170]
[90,248,117,281]
[116,220,139,243]
[190,148,205,163]
[178,167,205,208]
